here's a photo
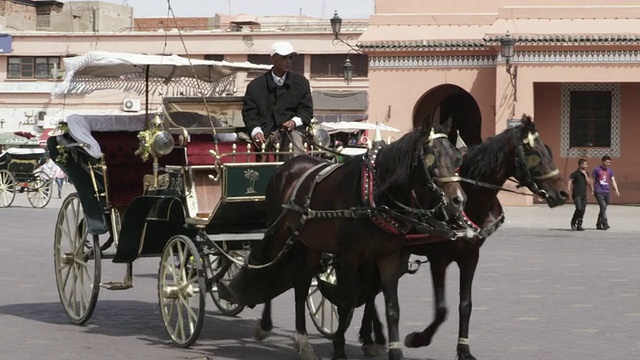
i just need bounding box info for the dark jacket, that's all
[242,70,313,135]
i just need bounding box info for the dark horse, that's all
[223,117,468,360]
[354,114,569,360]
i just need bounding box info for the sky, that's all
[64,0,375,19]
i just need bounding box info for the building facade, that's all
[359,0,640,204]
[0,1,368,148]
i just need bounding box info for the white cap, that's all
[270,41,297,57]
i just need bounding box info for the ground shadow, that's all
[0,300,422,359]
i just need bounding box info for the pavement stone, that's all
[0,187,639,360]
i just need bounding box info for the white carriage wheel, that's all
[158,235,206,348]
[208,250,246,317]
[28,171,53,208]
[307,263,339,338]
[54,193,101,324]
[0,169,16,208]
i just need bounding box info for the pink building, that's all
[359,0,640,205]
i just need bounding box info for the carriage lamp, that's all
[152,131,175,156]
[499,33,518,101]
[342,58,354,85]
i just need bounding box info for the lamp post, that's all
[329,10,363,84]
[499,33,518,102]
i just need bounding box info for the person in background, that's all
[36,154,57,179]
[568,159,592,231]
[242,41,313,157]
[53,165,66,198]
[591,155,620,230]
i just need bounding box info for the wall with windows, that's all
[0,28,367,137]
[534,82,640,204]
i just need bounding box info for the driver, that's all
[242,41,313,156]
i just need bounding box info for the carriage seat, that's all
[185,133,257,165]
[90,131,151,208]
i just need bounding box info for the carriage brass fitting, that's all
[209,149,220,162]
[289,143,293,153]
[149,114,164,130]
[246,143,251,153]
[275,142,280,153]
[232,143,236,153]
[304,142,308,152]
[261,143,266,152]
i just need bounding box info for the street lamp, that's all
[499,32,518,101]
[330,10,342,40]
[329,10,364,84]
[342,58,354,85]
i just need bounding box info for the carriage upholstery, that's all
[92,132,257,207]
[92,132,152,208]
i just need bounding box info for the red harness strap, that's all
[362,163,403,235]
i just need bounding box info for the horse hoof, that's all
[404,333,417,348]
[456,344,476,360]
[298,346,319,360]
[361,344,381,357]
[456,353,477,360]
[388,348,403,360]
[253,324,271,341]
[295,334,318,360]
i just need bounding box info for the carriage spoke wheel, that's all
[0,169,16,208]
[159,235,206,347]
[208,250,246,316]
[307,262,339,338]
[28,171,53,208]
[54,193,101,324]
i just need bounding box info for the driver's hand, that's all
[282,120,296,132]
[253,132,266,147]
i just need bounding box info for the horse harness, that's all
[282,130,460,243]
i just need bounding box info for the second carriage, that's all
[0,147,53,208]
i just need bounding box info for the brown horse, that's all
[223,117,467,360]
[353,114,569,360]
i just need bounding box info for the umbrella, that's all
[318,121,401,134]
[52,51,272,97]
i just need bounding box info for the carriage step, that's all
[100,281,133,290]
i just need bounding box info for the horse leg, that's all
[405,257,448,348]
[293,251,320,360]
[360,297,386,357]
[456,249,480,360]
[254,300,273,340]
[332,254,360,360]
[377,252,408,360]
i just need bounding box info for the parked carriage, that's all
[0,147,53,208]
[50,51,340,346]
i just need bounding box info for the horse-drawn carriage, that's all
[0,147,53,208]
[50,51,341,346]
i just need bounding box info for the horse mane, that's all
[461,118,536,182]
[373,128,426,197]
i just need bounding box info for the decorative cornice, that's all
[360,34,640,52]
[358,40,488,52]
[485,34,640,46]
[370,55,496,69]
[370,50,640,69]
[509,50,640,64]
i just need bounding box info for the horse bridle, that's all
[425,128,464,185]
[513,131,560,199]
[407,129,464,221]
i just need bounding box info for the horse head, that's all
[416,115,466,220]
[512,114,568,207]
